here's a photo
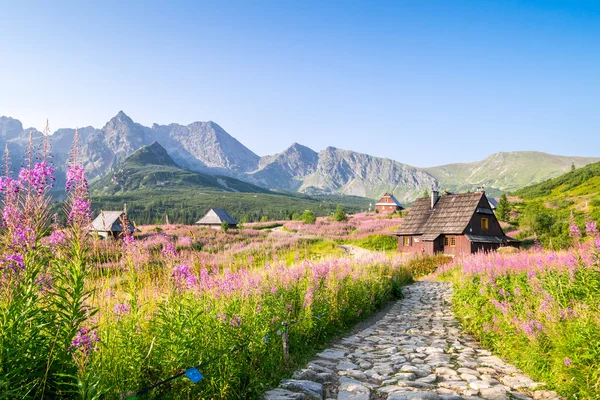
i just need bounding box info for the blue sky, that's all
[0,0,598,167]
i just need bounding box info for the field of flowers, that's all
[0,135,422,399]
[435,237,600,398]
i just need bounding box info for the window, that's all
[403,236,411,246]
[481,218,489,230]
[444,236,456,246]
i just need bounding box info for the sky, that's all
[0,0,599,167]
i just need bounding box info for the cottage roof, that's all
[395,192,488,236]
[488,198,498,210]
[195,208,238,226]
[375,193,404,208]
[90,211,136,233]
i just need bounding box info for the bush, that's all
[301,210,316,225]
[221,221,229,233]
[333,205,348,222]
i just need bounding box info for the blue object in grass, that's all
[185,368,204,383]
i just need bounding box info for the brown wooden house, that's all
[394,190,518,255]
[376,193,404,213]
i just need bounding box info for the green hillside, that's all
[88,142,372,224]
[428,151,600,196]
[504,162,600,249]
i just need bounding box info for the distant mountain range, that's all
[1,112,598,202]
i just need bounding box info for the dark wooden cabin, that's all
[394,190,518,255]
[375,193,404,213]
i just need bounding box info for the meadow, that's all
[435,237,600,398]
[0,137,423,399]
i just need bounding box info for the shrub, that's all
[301,210,316,225]
[333,205,348,222]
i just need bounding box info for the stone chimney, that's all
[431,189,439,209]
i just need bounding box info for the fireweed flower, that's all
[217,312,227,323]
[586,221,598,236]
[113,302,131,316]
[49,230,66,247]
[564,357,572,366]
[1,253,25,271]
[68,198,91,225]
[19,162,55,194]
[569,224,581,238]
[71,327,100,353]
[66,165,87,191]
[172,264,198,290]
[229,315,242,328]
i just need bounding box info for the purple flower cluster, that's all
[71,327,100,353]
[585,221,598,236]
[49,231,66,247]
[172,264,198,290]
[66,165,87,192]
[113,302,132,316]
[19,162,55,195]
[68,198,91,225]
[1,253,25,271]
[0,176,19,194]
[229,315,242,328]
[569,224,581,238]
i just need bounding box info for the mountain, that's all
[426,151,600,197]
[249,143,319,191]
[152,121,259,173]
[1,112,599,202]
[88,142,372,224]
[92,142,268,195]
[298,147,436,201]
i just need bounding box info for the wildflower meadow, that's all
[435,237,600,398]
[0,132,419,399]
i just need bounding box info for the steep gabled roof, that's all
[195,208,238,225]
[395,192,487,236]
[375,193,404,208]
[90,211,136,232]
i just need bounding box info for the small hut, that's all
[90,210,138,239]
[375,193,404,212]
[195,208,238,230]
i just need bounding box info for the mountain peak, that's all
[124,141,179,168]
[109,110,134,125]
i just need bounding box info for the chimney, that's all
[431,189,439,209]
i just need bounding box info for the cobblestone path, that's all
[265,281,560,400]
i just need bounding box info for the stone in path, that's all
[264,281,562,400]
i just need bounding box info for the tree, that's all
[422,189,430,198]
[520,202,555,235]
[334,205,348,222]
[301,209,316,224]
[496,194,511,221]
[571,162,576,172]
[221,221,229,233]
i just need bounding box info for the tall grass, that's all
[434,240,600,398]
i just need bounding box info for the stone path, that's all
[339,244,377,259]
[265,281,560,400]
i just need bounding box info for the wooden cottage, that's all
[90,211,138,239]
[394,191,518,255]
[376,193,404,213]
[195,208,238,230]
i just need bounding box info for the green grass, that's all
[346,234,398,251]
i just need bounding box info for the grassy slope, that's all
[501,162,600,248]
[427,151,600,195]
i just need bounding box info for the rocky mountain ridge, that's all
[1,112,598,202]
